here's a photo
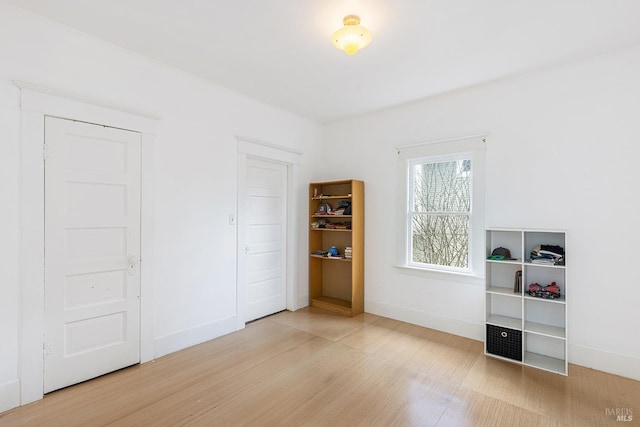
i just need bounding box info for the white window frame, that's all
[407,153,473,273]
[395,134,487,279]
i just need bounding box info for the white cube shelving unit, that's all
[485,228,567,375]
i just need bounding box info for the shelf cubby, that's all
[486,293,522,330]
[524,332,567,375]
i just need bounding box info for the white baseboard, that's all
[0,379,20,413]
[366,301,640,381]
[365,300,484,341]
[153,315,238,359]
[296,293,309,311]
[570,343,640,381]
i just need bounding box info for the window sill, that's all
[393,264,484,286]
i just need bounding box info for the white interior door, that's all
[44,117,141,393]
[244,158,287,322]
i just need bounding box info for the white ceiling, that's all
[6,0,640,123]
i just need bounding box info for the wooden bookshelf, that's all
[309,180,364,316]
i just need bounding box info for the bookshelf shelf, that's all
[312,195,352,200]
[486,286,520,297]
[487,314,522,330]
[309,254,352,262]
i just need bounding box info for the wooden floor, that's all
[1,308,638,426]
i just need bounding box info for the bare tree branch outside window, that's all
[410,159,471,268]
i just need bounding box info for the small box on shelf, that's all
[486,324,522,361]
[344,246,352,259]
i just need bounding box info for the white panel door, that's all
[44,117,141,393]
[245,158,287,322]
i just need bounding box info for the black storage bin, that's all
[486,324,522,361]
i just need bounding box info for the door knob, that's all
[127,254,138,276]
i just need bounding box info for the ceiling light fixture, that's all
[331,15,372,56]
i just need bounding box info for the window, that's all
[408,155,472,271]
[396,134,486,277]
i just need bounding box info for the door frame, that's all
[236,137,301,329]
[15,81,157,405]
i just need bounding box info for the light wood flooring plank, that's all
[1,307,639,427]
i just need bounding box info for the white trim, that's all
[236,137,302,330]
[396,135,486,279]
[570,343,640,381]
[19,110,46,405]
[393,264,484,285]
[0,380,20,413]
[139,133,156,363]
[395,132,489,152]
[13,80,160,123]
[366,300,484,341]
[154,315,237,358]
[236,152,248,330]
[285,164,299,311]
[18,86,156,406]
[14,82,157,135]
[407,151,473,166]
[237,137,302,164]
[297,292,310,309]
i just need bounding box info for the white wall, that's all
[0,2,321,411]
[324,46,640,381]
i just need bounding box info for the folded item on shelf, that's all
[527,281,561,299]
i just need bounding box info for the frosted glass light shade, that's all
[332,15,372,55]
